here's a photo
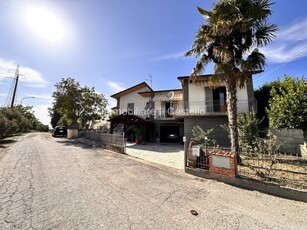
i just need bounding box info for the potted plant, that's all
[133,127,143,144]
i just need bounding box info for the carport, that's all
[109,114,154,142]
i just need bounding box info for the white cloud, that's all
[107,81,125,92]
[278,19,307,42]
[32,103,52,126]
[261,18,307,63]
[0,58,49,87]
[149,51,185,63]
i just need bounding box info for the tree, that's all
[49,108,62,128]
[267,76,307,129]
[50,78,108,128]
[254,80,281,129]
[186,0,277,153]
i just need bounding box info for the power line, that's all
[254,47,307,82]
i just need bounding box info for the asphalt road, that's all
[0,133,306,230]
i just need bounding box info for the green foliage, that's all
[192,125,216,148]
[108,110,118,120]
[237,112,260,151]
[50,78,108,128]
[254,81,282,128]
[222,112,281,153]
[0,106,48,138]
[267,76,307,129]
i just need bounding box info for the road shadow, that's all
[0,139,18,148]
[57,138,106,150]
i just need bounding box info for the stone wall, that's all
[272,128,305,155]
[184,116,230,147]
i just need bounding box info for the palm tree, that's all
[186,0,277,154]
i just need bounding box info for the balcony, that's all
[157,100,256,118]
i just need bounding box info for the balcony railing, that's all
[119,99,256,119]
[155,109,176,119]
[154,100,256,119]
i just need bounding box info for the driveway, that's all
[126,142,184,169]
[0,133,306,230]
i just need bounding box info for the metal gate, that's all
[186,141,209,170]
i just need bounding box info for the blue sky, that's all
[0,0,306,125]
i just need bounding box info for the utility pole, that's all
[5,65,20,108]
[10,65,20,108]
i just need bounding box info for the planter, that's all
[135,137,142,144]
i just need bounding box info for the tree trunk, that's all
[225,77,239,154]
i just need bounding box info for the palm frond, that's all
[254,23,278,46]
[244,48,266,71]
[197,6,211,20]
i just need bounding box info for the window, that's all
[127,103,134,114]
[212,87,226,112]
[165,102,177,117]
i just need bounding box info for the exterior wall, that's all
[184,116,230,147]
[118,86,151,117]
[188,83,206,113]
[246,78,256,112]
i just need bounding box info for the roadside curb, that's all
[186,167,307,203]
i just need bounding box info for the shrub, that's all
[192,125,216,148]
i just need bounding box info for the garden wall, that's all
[272,128,305,155]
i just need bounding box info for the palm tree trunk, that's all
[225,77,239,154]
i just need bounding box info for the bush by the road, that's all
[0,106,48,138]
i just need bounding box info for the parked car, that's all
[166,133,179,142]
[52,126,67,137]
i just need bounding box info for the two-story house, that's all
[110,74,255,146]
[109,82,184,143]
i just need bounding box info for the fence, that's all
[238,151,307,191]
[83,130,127,153]
[185,140,307,191]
